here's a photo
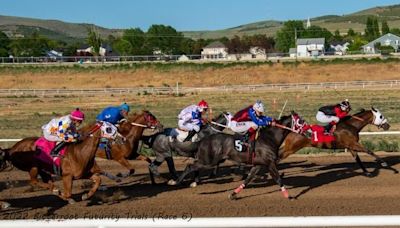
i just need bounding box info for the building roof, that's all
[362,33,400,48]
[296,38,325,45]
[204,41,226,49]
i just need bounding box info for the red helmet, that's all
[70,108,85,121]
[198,100,209,110]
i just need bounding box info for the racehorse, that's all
[141,112,229,182]
[174,112,305,199]
[0,122,107,203]
[279,107,397,176]
[95,111,162,179]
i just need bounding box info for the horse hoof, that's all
[190,182,197,188]
[167,179,177,186]
[67,198,76,204]
[116,173,123,178]
[381,162,388,167]
[1,202,10,209]
[52,188,60,195]
[81,193,89,201]
[99,186,108,191]
[228,193,237,200]
[364,172,372,177]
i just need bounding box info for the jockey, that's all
[230,100,275,143]
[96,103,130,125]
[42,108,85,156]
[316,99,351,134]
[178,100,210,142]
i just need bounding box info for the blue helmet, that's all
[120,103,130,112]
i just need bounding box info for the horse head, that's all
[119,110,163,136]
[346,107,390,131]
[371,106,390,130]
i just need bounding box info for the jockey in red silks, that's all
[41,108,85,156]
[316,99,351,134]
[229,100,275,151]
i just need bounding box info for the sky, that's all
[1,0,399,31]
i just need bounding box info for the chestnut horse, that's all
[95,111,162,179]
[279,107,397,176]
[0,123,106,203]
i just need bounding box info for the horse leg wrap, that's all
[234,183,245,194]
[281,186,289,198]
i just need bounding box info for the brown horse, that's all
[0,123,106,203]
[279,107,396,176]
[95,111,162,179]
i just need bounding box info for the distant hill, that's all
[0,15,123,43]
[1,4,400,42]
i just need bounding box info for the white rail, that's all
[0,131,399,142]
[0,80,398,96]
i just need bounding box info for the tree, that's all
[365,16,380,41]
[146,24,183,55]
[275,20,304,52]
[373,17,380,38]
[122,28,145,55]
[381,20,390,35]
[113,38,132,56]
[390,28,400,36]
[347,36,368,52]
[0,31,10,57]
[347,28,356,37]
[87,28,102,57]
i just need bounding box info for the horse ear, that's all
[371,106,377,112]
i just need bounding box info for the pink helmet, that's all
[70,108,85,121]
[198,100,209,109]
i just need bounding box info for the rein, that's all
[131,122,156,129]
[273,123,298,133]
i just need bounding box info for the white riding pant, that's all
[178,120,200,132]
[229,121,257,134]
[316,111,340,124]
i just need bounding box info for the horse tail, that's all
[0,148,11,172]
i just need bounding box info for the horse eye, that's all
[380,115,383,119]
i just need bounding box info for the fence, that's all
[0,80,399,97]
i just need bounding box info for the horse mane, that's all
[341,108,367,122]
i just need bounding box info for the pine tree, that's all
[382,20,390,35]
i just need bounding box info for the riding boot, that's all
[324,124,333,134]
[183,130,196,142]
[50,141,67,157]
[149,160,162,176]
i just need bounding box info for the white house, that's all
[296,38,325,57]
[201,41,228,60]
[329,41,350,55]
[289,48,297,58]
[76,44,110,56]
[362,33,400,54]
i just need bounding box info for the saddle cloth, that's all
[34,137,67,167]
[307,125,335,144]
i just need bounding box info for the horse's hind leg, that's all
[348,149,370,176]
[82,174,101,201]
[176,161,202,186]
[229,165,262,200]
[28,167,52,192]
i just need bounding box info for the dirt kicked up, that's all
[0,152,399,219]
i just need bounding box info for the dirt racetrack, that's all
[0,152,399,219]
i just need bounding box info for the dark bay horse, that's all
[174,112,305,200]
[279,107,396,175]
[95,111,162,179]
[142,112,229,182]
[0,123,107,203]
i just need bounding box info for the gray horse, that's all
[141,112,229,183]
